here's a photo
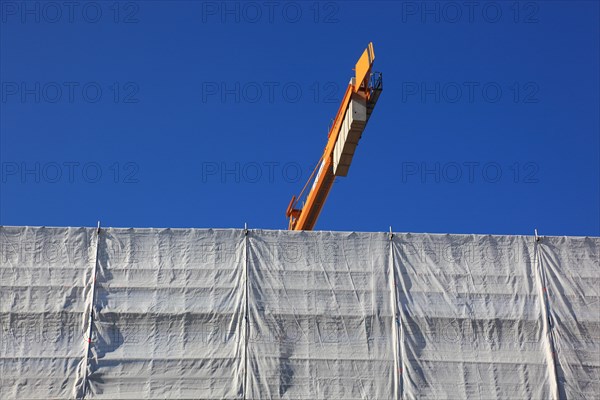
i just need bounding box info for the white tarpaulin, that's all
[0,227,598,399]
[393,234,553,399]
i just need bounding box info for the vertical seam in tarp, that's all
[388,234,401,399]
[83,226,100,399]
[533,239,560,399]
[74,227,100,399]
[389,233,404,399]
[243,229,249,400]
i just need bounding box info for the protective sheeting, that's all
[393,234,554,399]
[0,227,598,399]
[538,237,600,398]
[84,229,246,399]
[246,231,393,399]
[0,227,94,400]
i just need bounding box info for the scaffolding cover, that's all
[0,227,598,399]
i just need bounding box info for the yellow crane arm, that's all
[286,43,383,230]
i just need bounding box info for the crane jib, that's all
[286,42,382,231]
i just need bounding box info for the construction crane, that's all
[286,42,383,230]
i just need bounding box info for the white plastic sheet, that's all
[246,230,394,399]
[1,227,94,400]
[393,234,553,399]
[538,237,600,398]
[1,227,598,399]
[84,228,246,399]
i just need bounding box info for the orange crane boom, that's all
[286,43,383,230]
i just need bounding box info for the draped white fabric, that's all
[1,227,598,399]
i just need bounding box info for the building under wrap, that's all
[0,226,598,399]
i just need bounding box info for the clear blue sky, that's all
[1,1,598,236]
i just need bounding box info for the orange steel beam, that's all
[286,43,381,230]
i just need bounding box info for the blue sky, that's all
[1,0,598,236]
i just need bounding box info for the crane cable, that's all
[292,152,325,211]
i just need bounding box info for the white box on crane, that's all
[333,93,367,176]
